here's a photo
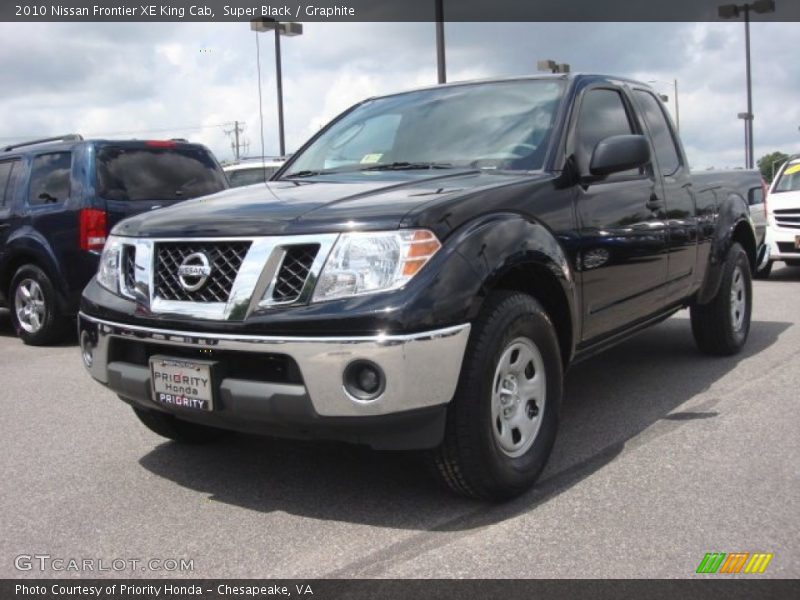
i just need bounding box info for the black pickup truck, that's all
[79,74,756,499]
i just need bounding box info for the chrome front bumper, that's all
[78,313,470,418]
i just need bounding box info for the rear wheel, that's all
[132,406,229,444]
[9,264,69,346]
[432,291,562,500]
[690,243,752,356]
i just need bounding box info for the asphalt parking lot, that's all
[1,267,798,579]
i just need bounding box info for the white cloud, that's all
[0,21,797,169]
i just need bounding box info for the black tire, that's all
[132,406,229,444]
[753,260,772,279]
[432,291,563,500]
[9,264,69,346]
[690,242,752,356]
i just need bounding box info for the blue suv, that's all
[0,135,227,345]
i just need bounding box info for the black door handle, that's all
[646,193,663,210]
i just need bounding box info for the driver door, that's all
[572,86,669,341]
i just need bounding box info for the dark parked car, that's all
[79,75,757,499]
[0,135,227,344]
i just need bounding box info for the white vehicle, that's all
[223,157,286,187]
[760,155,800,277]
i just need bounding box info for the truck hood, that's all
[112,169,546,238]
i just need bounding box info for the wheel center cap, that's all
[500,375,520,418]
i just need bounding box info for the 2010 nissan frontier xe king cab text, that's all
[79,74,757,500]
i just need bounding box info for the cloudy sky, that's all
[1,21,798,169]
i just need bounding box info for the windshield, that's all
[96,145,227,201]
[774,161,800,193]
[284,80,565,177]
[227,166,278,187]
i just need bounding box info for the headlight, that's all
[96,235,122,294]
[312,229,441,302]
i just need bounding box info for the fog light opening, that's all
[80,331,94,368]
[343,360,386,402]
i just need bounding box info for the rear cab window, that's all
[95,144,227,202]
[748,186,764,206]
[633,90,682,177]
[28,152,72,206]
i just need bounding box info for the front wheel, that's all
[432,291,563,500]
[690,242,752,356]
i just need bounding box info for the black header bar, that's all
[3,0,800,22]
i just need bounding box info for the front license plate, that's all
[149,356,215,411]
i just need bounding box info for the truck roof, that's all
[364,73,655,102]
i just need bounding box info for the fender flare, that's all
[447,212,580,361]
[696,193,756,305]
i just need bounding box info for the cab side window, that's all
[634,90,682,177]
[0,160,19,206]
[575,89,638,178]
[29,152,72,206]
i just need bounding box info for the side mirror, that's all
[589,134,650,178]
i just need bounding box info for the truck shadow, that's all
[0,309,13,337]
[764,264,800,282]
[138,316,788,537]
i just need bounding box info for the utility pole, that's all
[224,121,247,161]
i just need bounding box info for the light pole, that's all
[648,79,680,132]
[250,19,303,157]
[537,60,570,74]
[718,0,776,169]
[435,0,446,83]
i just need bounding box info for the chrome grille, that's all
[272,244,320,303]
[154,241,251,303]
[774,210,800,229]
[122,245,136,294]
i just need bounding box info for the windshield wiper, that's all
[283,162,454,178]
[361,161,454,172]
[282,169,327,178]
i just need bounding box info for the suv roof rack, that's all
[3,134,83,152]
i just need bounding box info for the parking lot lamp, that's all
[250,19,303,157]
[718,0,776,169]
[537,60,570,74]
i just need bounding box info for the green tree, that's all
[757,151,790,183]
